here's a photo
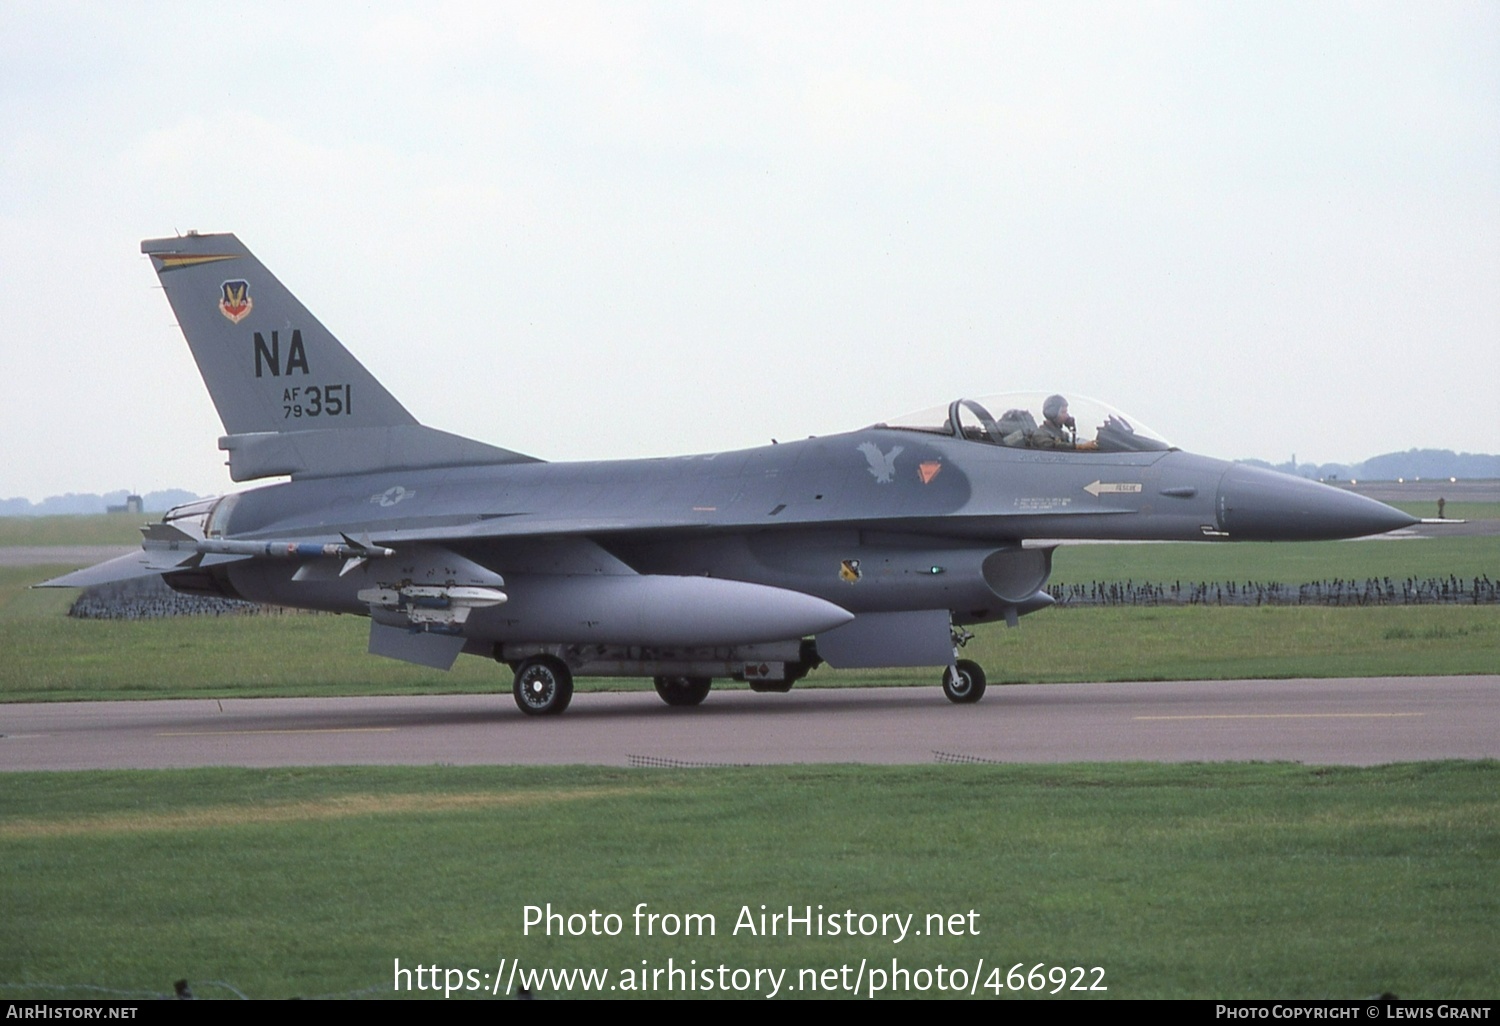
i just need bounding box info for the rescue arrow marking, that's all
[1084,480,1143,497]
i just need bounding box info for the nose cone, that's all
[1217,465,1418,541]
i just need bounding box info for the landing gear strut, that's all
[512,656,574,716]
[942,659,987,704]
[653,676,713,707]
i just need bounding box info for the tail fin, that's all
[142,233,536,480]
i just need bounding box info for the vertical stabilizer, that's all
[141,232,537,480]
[141,233,416,435]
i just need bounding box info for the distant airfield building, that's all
[106,494,144,515]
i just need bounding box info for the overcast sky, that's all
[2,1,1496,501]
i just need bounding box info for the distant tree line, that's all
[1240,449,1500,482]
[0,489,201,516]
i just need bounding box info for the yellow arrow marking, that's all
[154,253,240,269]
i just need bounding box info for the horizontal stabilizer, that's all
[37,551,168,589]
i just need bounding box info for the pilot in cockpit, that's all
[1032,395,1097,451]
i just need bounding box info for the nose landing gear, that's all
[942,659,987,704]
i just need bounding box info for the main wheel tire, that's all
[942,659,987,704]
[513,656,574,716]
[653,676,712,707]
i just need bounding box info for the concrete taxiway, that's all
[1,676,1494,771]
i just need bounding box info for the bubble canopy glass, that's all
[877,393,1175,454]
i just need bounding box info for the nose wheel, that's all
[942,659,987,704]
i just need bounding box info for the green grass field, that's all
[0,512,165,547]
[1050,534,1498,587]
[2,762,1494,1000]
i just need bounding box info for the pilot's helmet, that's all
[1043,394,1068,422]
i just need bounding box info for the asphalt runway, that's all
[2,675,1494,771]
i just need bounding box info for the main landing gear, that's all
[653,676,713,707]
[512,656,574,716]
[942,659,987,704]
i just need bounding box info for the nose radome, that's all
[1216,465,1419,541]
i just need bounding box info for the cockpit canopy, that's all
[879,393,1175,454]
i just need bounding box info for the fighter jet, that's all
[43,232,1418,715]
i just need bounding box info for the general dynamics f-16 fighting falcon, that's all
[43,233,1419,715]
